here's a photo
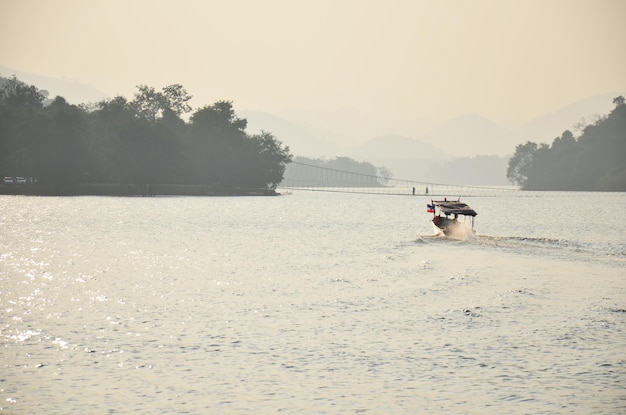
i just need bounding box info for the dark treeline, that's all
[282,156,392,187]
[0,76,292,194]
[507,97,626,191]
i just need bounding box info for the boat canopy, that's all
[432,200,477,217]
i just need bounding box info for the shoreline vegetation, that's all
[3,73,625,194]
[0,183,279,197]
[507,96,625,191]
[1,76,292,197]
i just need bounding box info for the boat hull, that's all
[432,222,446,236]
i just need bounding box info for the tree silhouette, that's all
[1,76,292,194]
[507,98,626,191]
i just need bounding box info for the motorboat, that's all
[427,199,477,238]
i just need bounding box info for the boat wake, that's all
[417,233,625,263]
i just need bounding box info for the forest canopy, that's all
[507,97,626,191]
[0,75,292,194]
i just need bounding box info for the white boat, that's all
[427,199,477,238]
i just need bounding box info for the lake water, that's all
[1,191,625,414]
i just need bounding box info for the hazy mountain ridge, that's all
[246,95,623,161]
[4,66,621,185]
[240,110,340,158]
[277,107,437,148]
[348,134,445,160]
[4,65,619,159]
[243,102,622,185]
[413,114,521,157]
[0,65,106,105]
[518,92,620,142]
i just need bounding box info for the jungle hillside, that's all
[507,97,626,191]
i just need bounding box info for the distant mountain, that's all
[0,65,106,105]
[518,92,624,142]
[269,94,625,159]
[416,114,522,157]
[347,134,446,160]
[277,107,437,147]
[240,110,340,157]
[340,144,510,186]
[3,65,621,163]
[337,135,444,182]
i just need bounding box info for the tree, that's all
[184,101,249,185]
[0,75,45,109]
[247,131,292,189]
[131,84,192,121]
[613,95,625,107]
[162,84,193,117]
[506,141,538,187]
[189,100,247,134]
[2,76,293,194]
[0,76,48,176]
[32,96,88,185]
[551,130,575,149]
[507,98,626,191]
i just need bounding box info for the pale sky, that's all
[1,0,625,124]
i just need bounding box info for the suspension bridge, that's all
[278,161,519,197]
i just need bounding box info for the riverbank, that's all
[0,183,278,196]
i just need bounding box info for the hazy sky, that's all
[1,0,625,124]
